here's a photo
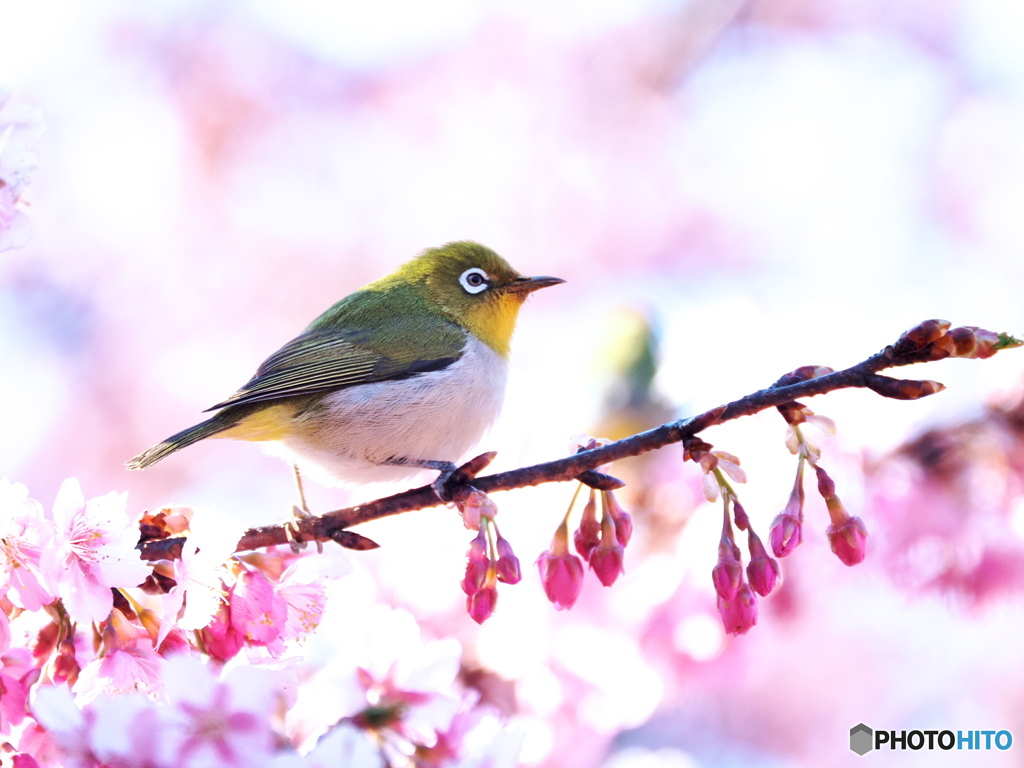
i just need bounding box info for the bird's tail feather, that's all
[126,415,234,470]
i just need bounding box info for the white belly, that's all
[265,336,508,487]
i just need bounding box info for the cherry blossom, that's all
[73,609,164,705]
[159,508,245,643]
[160,656,280,768]
[44,480,151,626]
[0,479,56,612]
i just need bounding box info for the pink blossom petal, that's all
[230,570,287,647]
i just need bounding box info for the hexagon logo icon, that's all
[850,723,873,755]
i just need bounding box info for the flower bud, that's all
[573,491,601,561]
[536,550,585,610]
[712,535,742,601]
[494,535,522,585]
[52,640,79,686]
[745,531,780,597]
[467,586,498,624]
[899,319,951,351]
[200,601,243,662]
[827,515,869,566]
[732,501,750,532]
[866,376,946,400]
[461,529,489,595]
[948,326,1021,359]
[590,534,625,587]
[814,465,835,499]
[603,491,633,547]
[717,582,758,636]
[769,512,802,558]
[458,489,498,531]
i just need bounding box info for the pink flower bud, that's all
[573,491,601,561]
[589,539,625,587]
[717,582,758,636]
[536,550,585,610]
[12,754,41,768]
[732,501,750,531]
[467,586,498,624]
[814,465,835,499]
[712,536,743,601]
[458,489,499,531]
[52,640,79,686]
[603,491,632,547]
[461,529,489,595]
[494,535,521,585]
[200,601,244,662]
[745,531,780,597]
[827,515,868,566]
[769,512,802,558]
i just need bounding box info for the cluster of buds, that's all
[689,441,779,635]
[458,490,521,624]
[771,392,868,566]
[536,436,633,611]
[893,320,1023,364]
[536,486,632,610]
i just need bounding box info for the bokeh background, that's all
[2,0,1024,765]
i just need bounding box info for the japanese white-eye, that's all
[126,241,564,494]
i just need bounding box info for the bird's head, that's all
[392,241,564,357]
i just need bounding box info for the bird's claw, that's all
[286,505,323,554]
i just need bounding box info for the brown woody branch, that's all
[137,320,1021,561]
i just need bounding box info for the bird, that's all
[126,241,564,504]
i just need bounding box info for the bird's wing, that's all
[206,315,466,411]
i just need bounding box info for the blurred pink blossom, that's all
[161,656,279,767]
[308,723,385,768]
[44,479,151,626]
[0,479,56,612]
[0,89,43,252]
[0,648,35,734]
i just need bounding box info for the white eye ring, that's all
[459,267,490,294]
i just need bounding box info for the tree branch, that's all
[137,320,1021,561]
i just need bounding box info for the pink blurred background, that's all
[2,0,1024,765]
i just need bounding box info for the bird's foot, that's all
[382,453,498,503]
[380,456,466,502]
[286,504,324,555]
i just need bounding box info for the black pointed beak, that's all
[505,275,566,294]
